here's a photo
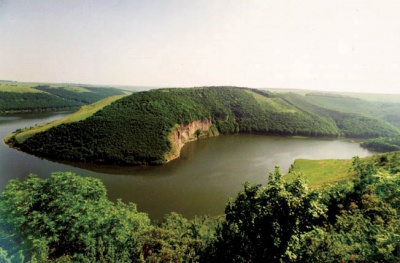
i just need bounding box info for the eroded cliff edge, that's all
[165,119,219,162]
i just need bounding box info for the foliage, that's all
[0,84,124,113]
[0,172,221,262]
[1,152,400,262]
[206,156,400,262]
[34,85,123,104]
[141,213,220,262]
[7,95,126,144]
[206,167,327,262]
[281,92,400,138]
[0,92,83,112]
[0,172,150,262]
[335,114,398,138]
[300,157,400,262]
[361,136,400,152]
[14,86,398,166]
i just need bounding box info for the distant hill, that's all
[266,89,400,130]
[361,136,400,152]
[0,81,127,113]
[6,87,400,166]
[278,92,400,137]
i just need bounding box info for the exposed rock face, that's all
[165,119,218,162]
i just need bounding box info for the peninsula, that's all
[6,87,400,165]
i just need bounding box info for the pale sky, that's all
[1,0,400,93]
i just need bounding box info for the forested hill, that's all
[278,92,400,138]
[0,82,126,113]
[9,87,400,165]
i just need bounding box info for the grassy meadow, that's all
[286,153,390,188]
[287,158,356,188]
[0,83,44,93]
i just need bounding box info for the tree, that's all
[207,167,326,262]
[299,158,400,262]
[140,212,220,262]
[0,172,150,262]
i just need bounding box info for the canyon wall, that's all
[165,119,218,162]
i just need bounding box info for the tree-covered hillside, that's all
[0,82,126,113]
[361,136,400,152]
[279,92,400,138]
[304,92,400,130]
[9,87,400,165]
[1,152,399,262]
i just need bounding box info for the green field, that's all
[287,158,356,188]
[0,83,44,93]
[245,89,297,113]
[6,95,126,144]
[286,153,391,188]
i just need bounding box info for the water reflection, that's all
[0,112,375,220]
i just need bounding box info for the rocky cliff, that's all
[165,119,218,162]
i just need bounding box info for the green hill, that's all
[278,92,400,138]
[0,81,127,113]
[7,87,400,166]
[361,136,400,152]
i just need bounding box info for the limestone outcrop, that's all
[165,119,218,162]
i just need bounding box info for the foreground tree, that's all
[206,167,327,262]
[294,156,400,263]
[205,159,400,263]
[0,172,150,262]
[141,212,219,262]
[1,154,399,262]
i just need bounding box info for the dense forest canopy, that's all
[0,152,399,262]
[8,87,400,165]
[362,136,400,152]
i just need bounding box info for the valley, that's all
[1,85,399,262]
[5,86,400,165]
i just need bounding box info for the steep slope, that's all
[278,92,400,138]
[9,87,400,165]
[303,92,400,129]
[5,95,127,144]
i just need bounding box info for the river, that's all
[0,112,375,220]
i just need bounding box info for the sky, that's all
[1,0,400,94]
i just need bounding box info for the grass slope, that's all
[0,84,44,93]
[244,89,297,113]
[287,159,356,188]
[6,95,126,144]
[287,152,400,188]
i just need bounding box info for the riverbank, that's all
[0,113,375,220]
[5,95,126,144]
